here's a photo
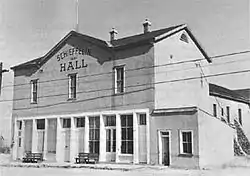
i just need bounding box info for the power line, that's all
[2,66,250,104]
[2,50,250,89]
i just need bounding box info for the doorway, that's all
[106,128,116,162]
[158,130,170,166]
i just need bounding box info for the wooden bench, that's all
[22,152,43,163]
[75,153,99,164]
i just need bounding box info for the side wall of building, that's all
[209,96,250,139]
[154,30,210,111]
[198,109,234,168]
[150,112,199,168]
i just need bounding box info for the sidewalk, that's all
[0,154,170,171]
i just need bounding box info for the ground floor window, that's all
[180,130,193,155]
[121,114,133,154]
[89,116,100,154]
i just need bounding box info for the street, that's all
[1,166,250,176]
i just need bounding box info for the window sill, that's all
[67,98,76,101]
[30,102,38,105]
[178,153,193,158]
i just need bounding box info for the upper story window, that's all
[31,79,38,104]
[226,106,230,123]
[238,109,242,125]
[213,104,217,117]
[68,74,77,99]
[114,66,125,94]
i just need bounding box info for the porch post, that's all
[56,118,63,162]
[115,113,121,163]
[43,118,48,160]
[146,112,150,164]
[70,117,77,163]
[32,119,38,153]
[133,112,139,164]
[12,119,18,160]
[84,116,89,153]
[99,114,106,162]
[21,120,25,156]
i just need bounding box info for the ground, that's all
[1,167,250,176]
[1,154,250,176]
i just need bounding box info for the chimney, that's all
[109,28,118,41]
[143,19,151,33]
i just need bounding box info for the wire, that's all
[2,66,250,105]
[1,49,250,89]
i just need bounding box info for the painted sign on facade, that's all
[57,47,91,72]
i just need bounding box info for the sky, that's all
[0,0,249,144]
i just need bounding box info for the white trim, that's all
[155,24,187,41]
[15,109,150,120]
[179,130,193,155]
[146,112,150,164]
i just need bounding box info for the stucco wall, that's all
[154,30,210,112]
[12,37,155,118]
[150,112,199,168]
[209,95,250,139]
[198,109,234,168]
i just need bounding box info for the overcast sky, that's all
[0,0,249,143]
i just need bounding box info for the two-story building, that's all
[11,20,240,168]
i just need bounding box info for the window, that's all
[213,104,217,117]
[139,114,146,125]
[63,118,71,128]
[180,131,193,155]
[89,116,100,154]
[104,116,116,127]
[31,80,38,103]
[180,33,189,43]
[68,74,77,99]
[221,108,224,117]
[238,109,242,125]
[121,114,133,154]
[114,66,125,94]
[37,119,45,130]
[226,106,230,123]
[76,117,85,128]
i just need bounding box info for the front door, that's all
[63,130,71,162]
[162,135,170,166]
[106,128,116,162]
[17,121,23,159]
[159,131,170,166]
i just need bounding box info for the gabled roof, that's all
[11,24,211,70]
[234,89,250,101]
[209,83,249,104]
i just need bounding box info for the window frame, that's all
[30,79,38,104]
[179,130,193,156]
[76,117,85,128]
[226,106,230,123]
[68,73,77,100]
[62,118,71,128]
[213,104,217,117]
[89,116,100,154]
[139,113,147,125]
[238,109,242,125]
[120,114,133,154]
[114,65,125,94]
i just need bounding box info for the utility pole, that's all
[0,62,9,95]
[75,0,79,32]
